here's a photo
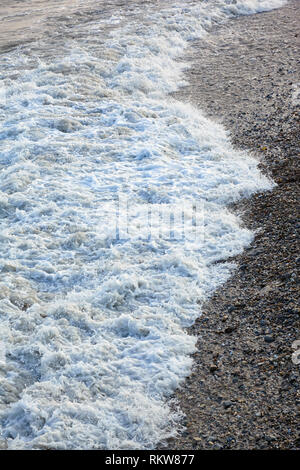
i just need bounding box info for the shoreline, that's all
[161,0,300,450]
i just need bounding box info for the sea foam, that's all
[0,0,285,449]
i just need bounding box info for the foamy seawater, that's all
[0,0,285,449]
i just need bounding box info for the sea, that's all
[0,0,286,450]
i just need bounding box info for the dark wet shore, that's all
[161,0,300,450]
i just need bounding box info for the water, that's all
[0,0,286,449]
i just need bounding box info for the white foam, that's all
[0,0,285,449]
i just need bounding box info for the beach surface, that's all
[0,0,298,450]
[161,0,300,450]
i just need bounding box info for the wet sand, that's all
[0,0,170,53]
[161,0,300,450]
[0,0,156,53]
[0,0,86,52]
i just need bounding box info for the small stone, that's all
[264,335,275,343]
[224,325,236,334]
[265,435,276,442]
[223,400,234,409]
[209,364,218,372]
[214,443,223,450]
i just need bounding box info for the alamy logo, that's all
[291,340,300,365]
